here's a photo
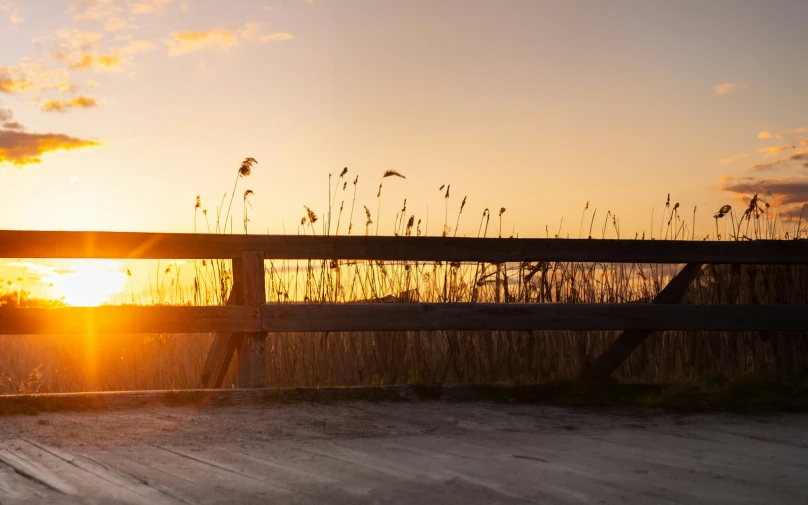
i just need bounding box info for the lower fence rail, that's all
[2,303,808,334]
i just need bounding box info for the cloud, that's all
[2,121,23,130]
[758,145,795,157]
[166,27,239,55]
[129,0,171,15]
[714,83,748,95]
[48,29,129,72]
[749,150,808,172]
[0,105,22,130]
[758,131,771,139]
[41,95,99,113]
[0,68,33,93]
[180,2,189,12]
[86,79,100,87]
[260,32,295,42]
[69,0,134,31]
[0,129,100,166]
[0,3,24,23]
[720,153,747,165]
[720,175,808,214]
[41,100,67,113]
[166,23,295,55]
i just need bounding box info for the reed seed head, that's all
[304,205,318,223]
[382,170,406,179]
[239,157,257,177]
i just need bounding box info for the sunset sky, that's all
[1,0,807,303]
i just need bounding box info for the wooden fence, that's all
[1,230,807,388]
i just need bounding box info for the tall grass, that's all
[1,162,807,393]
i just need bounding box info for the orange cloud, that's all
[758,145,795,157]
[0,74,32,93]
[41,95,99,112]
[720,175,808,219]
[56,50,123,71]
[261,32,295,42]
[0,129,100,166]
[69,95,98,108]
[758,131,771,139]
[42,100,68,113]
[166,27,239,55]
[749,150,808,172]
[166,23,294,55]
[720,153,747,165]
[714,83,748,95]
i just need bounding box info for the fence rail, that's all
[3,304,808,335]
[1,230,807,263]
[1,229,807,388]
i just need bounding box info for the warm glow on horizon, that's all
[50,261,126,306]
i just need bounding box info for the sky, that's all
[1,0,807,304]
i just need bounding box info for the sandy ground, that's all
[0,402,807,504]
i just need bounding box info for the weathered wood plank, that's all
[199,258,243,389]
[2,230,808,263]
[581,263,704,380]
[260,303,808,332]
[236,251,268,388]
[2,303,807,335]
[0,306,260,335]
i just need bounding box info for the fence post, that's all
[236,251,268,388]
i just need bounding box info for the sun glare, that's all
[50,261,126,306]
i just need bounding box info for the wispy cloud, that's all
[0,2,24,24]
[749,151,808,172]
[720,153,747,165]
[166,23,295,55]
[69,0,172,32]
[165,27,239,55]
[0,128,100,166]
[42,95,99,113]
[0,62,73,97]
[261,32,295,42]
[714,83,748,95]
[720,175,808,218]
[758,145,795,157]
[758,131,771,139]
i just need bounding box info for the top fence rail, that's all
[1,230,807,264]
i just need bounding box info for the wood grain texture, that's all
[582,263,704,380]
[199,258,243,389]
[2,302,807,335]
[0,306,260,335]
[260,303,808,332]
[236,251,268,388]
[2,230,808,263]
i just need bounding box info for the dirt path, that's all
[1,402,806,504]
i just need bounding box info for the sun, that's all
[50,261,127,306]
